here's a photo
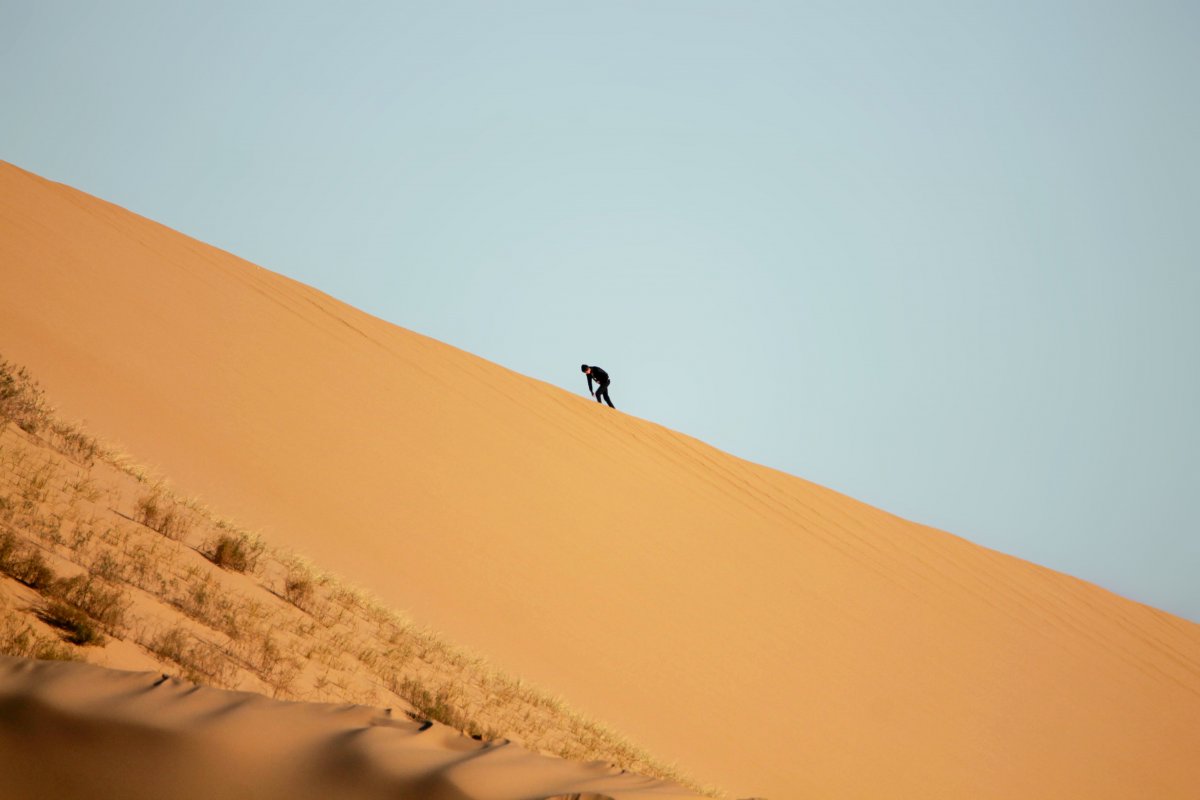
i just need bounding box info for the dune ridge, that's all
[0,655,696,800]
[3,160,1200,798]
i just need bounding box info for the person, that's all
[581,364,614,408]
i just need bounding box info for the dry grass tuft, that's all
[284,571,315,608]
[54,573,128,635]
[47,421,102,465]
[135,488,192,540]
[398,676,504,741]
[146,626,235,686]
[37,600,104,646]
[1,601,81,661]
[0,360,49,435]
[203,527,263,574]
[0,358,102,465]
[0,533,57,591]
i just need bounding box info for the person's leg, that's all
[600,385,614,408]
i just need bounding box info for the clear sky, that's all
[3,1,1198,621]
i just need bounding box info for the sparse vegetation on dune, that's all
[135,488,193,541]
[0,356,715,796]
[203,527,263,573]
[36,599,105,646]
[1,597,80,661]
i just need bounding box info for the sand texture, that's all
[0,393,700,789]
[0,655,696,800]
[3,161,1200,798]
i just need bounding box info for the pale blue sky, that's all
[3,1,1198,620]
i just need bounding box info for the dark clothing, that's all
[586,366,610,387]
[585,366,614,408]
[594,383,614,408]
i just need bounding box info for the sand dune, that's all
[0,655,695,800]
[3,160,1200,798]
[0,387,699,789]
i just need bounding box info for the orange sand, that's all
[2,161,1199,798]
[0,655,697,800]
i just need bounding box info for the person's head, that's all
[581,364,590,374]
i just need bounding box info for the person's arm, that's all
[586,374,595,396]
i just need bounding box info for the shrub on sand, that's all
[0,359,49,434]
[135,489,192,540]
[55,573,128,634]
[147,626,233,686]
[36,600,104,646]
[0,606,81,661]
[284,572,315,608]
[0,536,57,591]
[204,529,263,574]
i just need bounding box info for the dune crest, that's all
[0,655,694,800]
[3,160,1200,798]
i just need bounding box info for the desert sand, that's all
[0,390,699,790]
[2,160,1199,798]
[0,655,695,800]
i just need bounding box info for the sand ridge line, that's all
[0,655,699,800]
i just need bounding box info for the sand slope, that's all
[2,161,1199,798]
[0,655,694,800]
[0,399,694,787]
